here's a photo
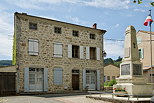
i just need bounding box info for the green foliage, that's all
[104,58,114,65]
[12,31,16,65]
[104,80,117,87]
[104,56,122,67]
[0,60,12,66]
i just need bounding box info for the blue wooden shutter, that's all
[86,46,90,59]
[54,68,63,85]
[82,69,86,90]
[141,48,144,59]
[97,70,100,90]
[96,48,100,60]
[44,68,48,91]
[80,46,84,59]
[24,68,29,92]
[68,44,72,58]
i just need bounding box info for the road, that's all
[0,94,111,103]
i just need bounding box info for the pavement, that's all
[0,93,112,103]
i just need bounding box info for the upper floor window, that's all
[54,27,61,34]
[138,48,144,59]
[29,22,37,30]
[54,43,63,57]
[90,47,96,60]
[90,33,95,39]
[72,45,79,58]
[28,39,39,55]
[137,37,142,44]
[72,30,79,37]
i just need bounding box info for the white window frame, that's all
[54,43,63,57]
[28,39,39,55]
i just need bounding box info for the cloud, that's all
[104,39,124,58]
[5,0,130,9]
[0,34,13,60]
[0,11,13,60]
[133,9,145,13]
[83,0,130,9]
[115,24,120,27]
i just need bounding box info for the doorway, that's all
[72,70,79,90]
[29,68,44,92]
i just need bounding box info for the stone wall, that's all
[15,13,105,93]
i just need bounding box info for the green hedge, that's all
[104,80,117,86]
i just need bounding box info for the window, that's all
[29,22,37,30]
[90,47,96,60]
[112,76,115,80]
[72,30,79,37]
[90,33,95,39]
[54,43,62,57]
[137,37,141,44]
[72,45,79,58]
[54,27,61,34]
[54,68,63,85]
[138,48,144,59]
[28,39,39,55]
[107,76,110,81]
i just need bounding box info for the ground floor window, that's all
[29,68,44,91]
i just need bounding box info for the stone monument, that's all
[113,25,153,96]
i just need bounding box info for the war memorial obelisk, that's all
[113,25,153,96]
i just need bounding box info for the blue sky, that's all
[0,0,154,60]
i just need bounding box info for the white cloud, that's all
[115,24,119,27]
[5,0,130,9]
[83,0,130,9]
[0,34,13,60]
[133,9,145,13]
[0,11,13,60]
[104,39,124,58]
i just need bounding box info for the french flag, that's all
[144,15,153,26]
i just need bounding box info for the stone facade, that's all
[136,30,154,83]
[13,12,106,93]
[104,64,120,82]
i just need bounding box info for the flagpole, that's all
[149,10,153,83]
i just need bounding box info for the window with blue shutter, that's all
[54,68,63,85]
[28,39,39,55]
[54,43,63,57]
[138,48,144,59]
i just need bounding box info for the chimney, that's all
[92,23,97,29]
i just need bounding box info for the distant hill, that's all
[0,60,12,66]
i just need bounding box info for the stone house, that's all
[136,30,154,83]
[104,64,120,82]
[12,12,106,93]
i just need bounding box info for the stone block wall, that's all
[14,12,106,93]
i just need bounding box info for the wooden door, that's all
[0,72,16,96]
[72,74,79,90]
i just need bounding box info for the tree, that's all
[104,58,114,65]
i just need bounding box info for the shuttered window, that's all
[54,68,63,85]
[139,48,144,59]
[54,43,63,57]
[28,39,39,55]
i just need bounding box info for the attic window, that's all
[29,22,37,30]
[54,27,61,34]
[90,33,95,39]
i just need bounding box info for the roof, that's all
[104,64,120,68]
[15,12,107,34]
[137,30,154,35]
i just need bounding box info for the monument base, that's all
[113,83,153,96]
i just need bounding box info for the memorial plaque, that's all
[133,64,142,75]
[121,64,130,75]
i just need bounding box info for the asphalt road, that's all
[0,93,111,103]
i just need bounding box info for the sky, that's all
[1,0,154,60]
